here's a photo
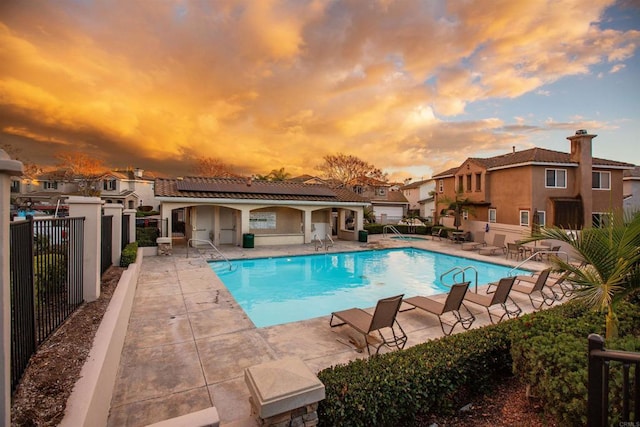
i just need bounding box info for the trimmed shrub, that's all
[317,322,512,426]
[33,254,67,301]
[136,227,159,247]
[509,299,640,426]
[120,242,138,267]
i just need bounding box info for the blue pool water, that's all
[210,248,526,327]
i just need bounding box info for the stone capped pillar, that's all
[123,209,137,246]
[0,150,23,427]
[103,204,123,266]
[68,196,103,302]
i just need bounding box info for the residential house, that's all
[11,170,77,215]
[347,176,409,224]
[432,131,633,230]
[154,176,369,247]
[623,166,640,215]
[400,178,436,220]
[101,168,158,210]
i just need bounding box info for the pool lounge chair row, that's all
[330,269,571,355]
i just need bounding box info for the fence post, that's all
[588,333,606,427]
[0,150,23,427]
[103,204,123,267]
[68,196,103,302]
[124,208,137,246]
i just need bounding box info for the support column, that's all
[103,204,123,267]
[303,210,312,243]
[68,196,103,302]
[0,150,23,427]
[123,209,136,246]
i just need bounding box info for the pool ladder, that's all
[440,266,479,292]
[382,225,408,240]
[187,238,234,270]
[313,234,334,251]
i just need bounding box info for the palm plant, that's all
[525,210,640,339]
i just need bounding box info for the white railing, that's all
[382,225,407,240]
[440,266,479,292]
[313,234,334,251]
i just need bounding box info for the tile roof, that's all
[624,166,640,178]
[433,147,634,177]
[155,176,369,204]
[400,178,432,190]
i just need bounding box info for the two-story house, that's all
[348,176,409,224]
[432,131,634,230]
[400,178,436,220]
[11,170,78,215]
[101,168,158,210]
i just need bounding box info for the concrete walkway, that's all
[107,235,555,426]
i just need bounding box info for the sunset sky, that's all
[1,0,639,181]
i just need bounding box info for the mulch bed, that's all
[11,266,124,427]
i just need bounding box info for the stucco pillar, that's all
[123,209,137,245]
[0,150,23,427]
[303,210,312,243]
[68,196,103,302]
[103,204,123,266]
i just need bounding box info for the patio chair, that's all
[431,228,444,240]
[506,242,524,260]
[403,282,475,336]
[464,276,522,324]
[461,232,486,251]
[478,234,506,256]
[330,294,408,355]
[511,268,556,309]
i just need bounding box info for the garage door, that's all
[374,206,404,224]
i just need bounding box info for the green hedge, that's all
[120,242,138,267]
[136,227,159,247]
[317,295,640,426]
[317,322,512,426]
[33,254,67,301]
[509,298,640,426]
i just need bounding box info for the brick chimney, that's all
[567,130,597,228]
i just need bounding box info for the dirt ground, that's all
[11,266,123,427]
[10,265,555,426]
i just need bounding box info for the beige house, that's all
[400,178,435,220]
[623,166,640,215]
[154,176,370,247]
[433,131,634,230]
[347,176,409,224]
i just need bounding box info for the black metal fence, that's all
[122,213,131,249]
[10,216,84,391]
[101,215,113,273]
[588,333,640,426]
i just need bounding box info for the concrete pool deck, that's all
[107,234,556,426]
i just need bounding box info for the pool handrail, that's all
[441,266,479,292]
[382,225,408,240]
[187,238,234,270]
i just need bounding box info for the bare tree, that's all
[1,142,43,178]
[56,151,108,196]
[315,153,387,186]
[192,156,238,177]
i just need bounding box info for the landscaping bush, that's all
[364,224,430,236]
[317,322,512,426]
[120,242,138,267]
[136,227,159,247]
[33,254,67,301]
[509,298,640,426]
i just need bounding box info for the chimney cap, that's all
[575,129,588,135]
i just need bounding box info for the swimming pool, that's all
[210,248,526,327]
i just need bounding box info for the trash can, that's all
[242,233,255,248]
[358,230,368,243]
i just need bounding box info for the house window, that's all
[592,171,610,190]
[11,180,20,193]
[376,187,386,196]
[592,212,611,228]
[462,210,469,220]
[488,208,497,223]
[103,179,117,191]
[353,186,363,194]
[545,169,567,188]
[44,181,58,190]
[519,210,530,226]
[475,173,481,191]
[438,180,444,193]
[457,176,463,192]
[536,210,546,227]
[466,174,472,192]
